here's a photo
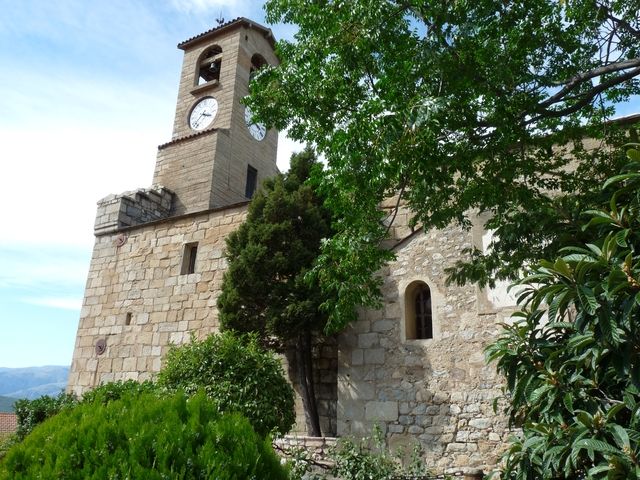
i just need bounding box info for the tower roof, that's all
[178,17,276,50]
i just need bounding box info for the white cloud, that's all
[0,127,162,248]
[21,297,82,311]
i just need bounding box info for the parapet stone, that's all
[94,185,174,235]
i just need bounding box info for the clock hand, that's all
[193,112,206,127]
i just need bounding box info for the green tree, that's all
[217,149,332,436]
[249,0,640,332]
[157,331,295,438]
[486,146,640,479]
[0,391,289,480]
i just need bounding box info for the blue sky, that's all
[0,0,301,368]
[1,1,639,368]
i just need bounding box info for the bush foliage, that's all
[0,391,289,480]
[157,331,295,437]
[80,379,157,405]
[487,147,640,479]
[13,391,76,440]
[12,380,158,442]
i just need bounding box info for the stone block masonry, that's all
[71,199,335,437]
[69,203,248,396]
[94,186,173,235]
[336,223,513,473]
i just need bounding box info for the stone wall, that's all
[285,336,338,437]
[274,434,337,470]
[68,204,247,396]
[94,186,173,235]
[70,198,337,437]
[337,224,512,472]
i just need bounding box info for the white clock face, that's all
[244,106,266,141]
[189,97,218,131]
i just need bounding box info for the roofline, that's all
[95,201,250,238]
[157,127,224,150]
[609,113,640,126]
[178,17,276,50]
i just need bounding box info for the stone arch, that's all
[402,279,439,341]
[196,45,223,86]
[249,53,268,80]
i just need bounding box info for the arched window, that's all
[197,45,222,85]
[405,281,433,340]
[249,53,267,80]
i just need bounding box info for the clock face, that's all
[244,106,266,141]
[189,97,218,131]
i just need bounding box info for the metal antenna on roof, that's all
[215,12,225,26]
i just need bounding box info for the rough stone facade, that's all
[152,20,279,216]
[336,223,512,472]
[68,204,248,395]
[68,17,515,473]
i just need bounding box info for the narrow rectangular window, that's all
[245,165,258,199]
[181,242,198,275]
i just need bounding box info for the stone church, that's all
[68,18,514,471]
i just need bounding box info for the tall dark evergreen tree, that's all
[217,148,331,436]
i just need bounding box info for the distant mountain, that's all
[0,366,69,399]
[0,395,16,412]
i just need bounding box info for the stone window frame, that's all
[245,164,258,198]
[180,242,199,275]
[195,44,223,87]
[249,53,267,81]
[399,277,441,342]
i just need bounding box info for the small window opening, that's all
[181,243,198,275]
[245,165,258,198]
[405,282,433,340]
[198,46,222,85]
[125,312,132,326]
[249,54,267,81]
[414,287,432,339]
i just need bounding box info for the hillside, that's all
[0,366,69,399]
[0,396,16,412]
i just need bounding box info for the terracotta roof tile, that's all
[0,413,17,434]
[178,17,275,50]
[157,128,220,150]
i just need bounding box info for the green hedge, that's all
[0,391,288,480]
[13,391,77,440]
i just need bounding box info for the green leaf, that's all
[626,148,640,162]
[574,438,622,458]
[578,285,599,315]
[529,384,555,406]
[603,172,640,189]
[610,424,630,451]
[563,393,575,413]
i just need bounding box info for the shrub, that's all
[80,379,157,405]
[0,391,289,480]
[12,380,157,442]
[328,426,429,480]
[157,331,295,437]
[13,391,77,440]
[487,146,640,478]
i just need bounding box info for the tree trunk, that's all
[295,330,321,436]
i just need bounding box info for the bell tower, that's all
[152,18,279,216]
